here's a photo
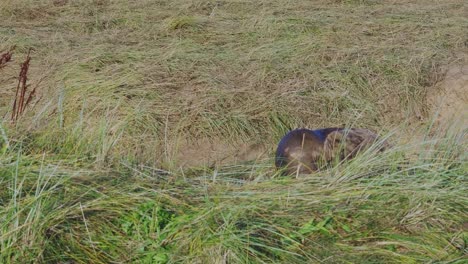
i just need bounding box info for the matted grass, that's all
[0,0,467,263]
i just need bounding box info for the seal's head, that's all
[275,128,389,176]
[324,128,390,161]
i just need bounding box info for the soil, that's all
[428,62,468,133]
[174,138,268,167]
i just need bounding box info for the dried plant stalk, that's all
[11,49,34,122]
[0,48,14,69]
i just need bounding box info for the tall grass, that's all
[0,128,466,263]
[0,0,466,263]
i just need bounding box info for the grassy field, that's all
[0,0,467,263]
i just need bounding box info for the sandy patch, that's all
[428,63,468,133]
[174,137,268,167]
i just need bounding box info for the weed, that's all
[0,47,14,69]
[11,49,41,123]
[0,0,466,262]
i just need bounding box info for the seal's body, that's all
[275,128,388,175]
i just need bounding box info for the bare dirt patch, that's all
[174,138,268,168]
[428,62,468,132]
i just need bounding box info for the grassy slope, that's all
[0,0,467,263]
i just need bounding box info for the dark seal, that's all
[275,128,389,175]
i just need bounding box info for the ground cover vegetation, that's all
[0,0,467,263]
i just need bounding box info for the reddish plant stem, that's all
[12,49,32,122]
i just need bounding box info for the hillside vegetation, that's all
[0,0,467,263]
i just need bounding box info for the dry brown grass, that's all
[0,0,466,164]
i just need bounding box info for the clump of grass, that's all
[1,128,465,263]
[166,16,203,30]
[0,122,9,153]
[0,150,158,263]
